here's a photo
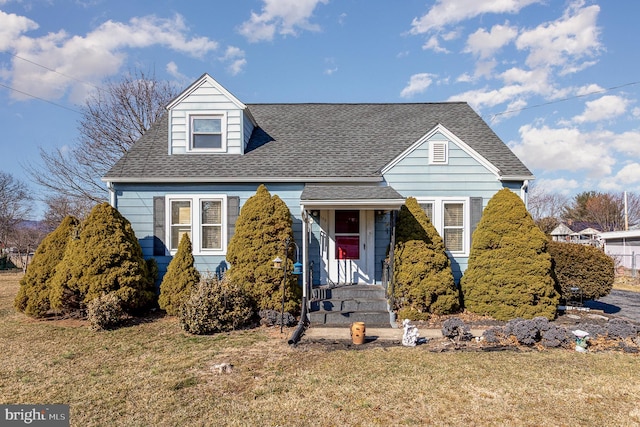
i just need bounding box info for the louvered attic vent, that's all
[429,141,448,164]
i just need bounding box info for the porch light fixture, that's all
[272,256,283,270]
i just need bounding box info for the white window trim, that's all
[428,140,449,165]
[186,112,227,152]
[165,194,228,256]
[416,197,470,256]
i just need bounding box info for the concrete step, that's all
[311,298,388,313]
[310,284,393,327]
[309,310,393,327]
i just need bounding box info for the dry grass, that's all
[1,273,640,426]
[613,275,640,293]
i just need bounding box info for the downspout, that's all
[521,180,530,209]
[289,209,310,345]
[107,181,116,208]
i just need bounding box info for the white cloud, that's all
[0,10,38,50]
[400,73,435,98]
[456,73,472,83]
[598,163,640,191]
[2,13,219,103]
[166,61,188,82]
[410,0,541,34]
[612,131,640,156]
[464,23,518,59]
[572,95,629,123]
[533,178,579,195]
[515,2,602,74]
[417,1,604,116]
[576,83,605,96]
[491,98,527,123]
[422,35,449,53]
[220,46,247,76]
[510,124,615,178]
[449,83,535,110]
[238,0,329,42]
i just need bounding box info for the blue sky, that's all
[1,0,640,219]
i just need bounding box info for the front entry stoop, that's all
[309,284,394,327]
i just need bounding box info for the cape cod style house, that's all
[103,73,534,324]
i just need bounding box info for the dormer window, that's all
[189,114,226,151]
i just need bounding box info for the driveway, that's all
[584,290,640,323]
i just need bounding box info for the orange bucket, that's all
[350,322,366,345]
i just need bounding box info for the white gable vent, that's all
[429,140,448,164]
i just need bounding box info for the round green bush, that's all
[226,185,301,313]
[393,197,459,318]
[461,189,559,321]
[159,233,200,315]
[14,215,81,317]
[179,277,253,335]
[49,202,156,315]
[548,241,614,301]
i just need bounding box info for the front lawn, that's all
[1,273,639,426]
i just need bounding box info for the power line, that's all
[9,52,100,91]
[0,82,83,114]
[485,81,640,120]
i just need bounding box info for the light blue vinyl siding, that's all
[114,182,304,281]
[169,80,246,155]
[383,132,522,283]
[374,212,392,284]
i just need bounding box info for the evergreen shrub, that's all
[548,241,614,301]
[179,276,253,335]
[48,203,156,315]
[159,233,200,315]
[461,189,559,321]
[14,216,81,317]
[226,184,301,312]
[393,197,459,319]
[87,293,125,331]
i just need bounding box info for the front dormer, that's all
[166,73,256,155]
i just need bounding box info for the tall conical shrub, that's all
[14,215,81,317]
[461,189,559,320]
[49,202,156,314]
[226,184,301,312]
[159,233,200,315]
[393,197,459,318]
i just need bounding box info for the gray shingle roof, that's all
[104,103,533,182]
[301,185,404,201]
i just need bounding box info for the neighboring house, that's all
[598,229,640,273]
[550,221,601,246]
[103,73,534,293]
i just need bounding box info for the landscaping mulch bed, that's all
[295,309,640,353]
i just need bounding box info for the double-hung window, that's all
[189,114,225,151]
[443,203,464,252]
[418,198,468,255]
[167,195,227,255]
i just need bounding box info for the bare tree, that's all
[42,195,94,231]
[11,221,48,272]
[527,184,569,221]
[26,69,179,205]
[0,172,32,248]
